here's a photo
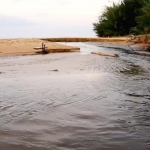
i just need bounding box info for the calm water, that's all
[0,42,150,150]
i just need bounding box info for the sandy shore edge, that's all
[0,39,80,57]
[43,35,150,51]
[0,35,149,57]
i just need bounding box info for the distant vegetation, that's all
[93,0,150,37]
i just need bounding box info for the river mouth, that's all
[0,42,150,150]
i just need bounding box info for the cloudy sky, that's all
[0,0,119,38]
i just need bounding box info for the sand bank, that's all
[0,35,149,57]
[43,35,150,51]
[42,37,128,43]
[0,39,80,57]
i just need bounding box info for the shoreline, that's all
[0,35,149,57]
[0,39,80,57]
[42,35,150,51]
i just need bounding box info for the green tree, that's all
[93,3,124,37]
[121,0,145,34]
[136,1,150,33]
[93,0,149,37]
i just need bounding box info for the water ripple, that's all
[0,42,150,150]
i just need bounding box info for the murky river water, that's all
[0,42,150,150]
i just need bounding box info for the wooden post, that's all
[33,43,48,54]
[42,43,46,54]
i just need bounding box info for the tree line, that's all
[93,0,150,37]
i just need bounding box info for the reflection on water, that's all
[0,43,150,150]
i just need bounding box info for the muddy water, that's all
[0,42,150,150]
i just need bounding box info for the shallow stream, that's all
[0,42,150,150]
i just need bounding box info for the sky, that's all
[0,0,119,38]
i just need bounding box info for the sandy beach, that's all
[43,35,150,51]
[0,35,149,57]
[0,39,80,57]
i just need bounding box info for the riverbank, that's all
[0,39,80,57]
[42,35,150,51]
[42,37,128,42]
[0,35,149,57]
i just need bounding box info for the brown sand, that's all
[42,37,128,43]
[43,35,150,51]
[0,35,149,57]
[129,34,150,51]
[0,39,80,57]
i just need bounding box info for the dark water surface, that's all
[0,42,150,150]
